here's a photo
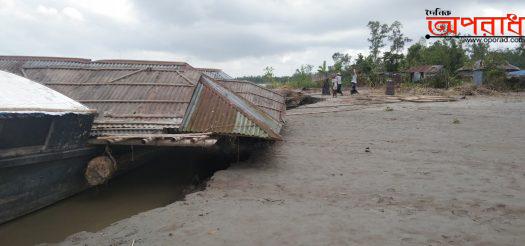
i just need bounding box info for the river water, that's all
[0,148,231,246]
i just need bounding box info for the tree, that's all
[354,54,371,74]
[383,52,405,72]
[263,66,276,84]
[294,64,313,76]
[406,42,425,67]
[442,38,467,73]
[388,21,412,54]
[484,47,525,69]
[380,21,412,72]
[289,64,314,88]
[405,39,467,74]
[367,21,390,62]
[354,53,376,85]
[468,43,490,61]
[318,60,328,74]
[331,52,351,72]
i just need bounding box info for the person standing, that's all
[335,73,343,95]
[331,74,338,97]
[322,73,331,95]
[351,69,359,95]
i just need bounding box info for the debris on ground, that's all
[452,83,499,96]
[276,89,323,109]
[400,96,458,103]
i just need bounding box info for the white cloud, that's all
[37,5,58,16]
[61,7,84,21]
[68,0,138,23]
[0,0,524,77]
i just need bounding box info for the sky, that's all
[0,0,524,77]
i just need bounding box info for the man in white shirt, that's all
[351,69,359,95]
[331,74,339,97]
[335,73,343,96]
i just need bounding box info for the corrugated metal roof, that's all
[197,68,233,80]
[457,60,521,72]
[0,55,90,63]
[0,58,200,136]
[93,59,194,70]
[217,79,285,123]
[407,65,444,73]
[181,76,283,140]
[0,56,286,139]
[33,67,200,136]
[500,62,520,71]
[508,70,525,76]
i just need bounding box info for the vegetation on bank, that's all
[237,21,525,92]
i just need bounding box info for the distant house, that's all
[456,60,520,86]
[508,70,525,78]
[406,65,444,82]
[507,70,525,85]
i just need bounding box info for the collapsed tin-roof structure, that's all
[0,56,285,142]
[197,68,234,80]
[182,76,283,140]
[216,79,286,123]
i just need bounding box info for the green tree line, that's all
[238,21,525,90]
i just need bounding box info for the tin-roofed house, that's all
[406,65,444,82]
[457,60,520,86]
[0,70,97,224]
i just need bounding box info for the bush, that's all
[482,68,525,91]
[421,72,449,88]
[484,67,508,91]
[447,76,464,87]
[507,77,525,91]
[415,72,464,89]
[286,78,319,89]
[451,83,498,96]
[265,80,284,89]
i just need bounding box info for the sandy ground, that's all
[58,95,525,246]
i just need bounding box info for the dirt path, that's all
[58,96,525,246]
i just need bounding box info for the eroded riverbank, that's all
[55,96,525,246]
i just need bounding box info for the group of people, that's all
[330,69,359,97]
